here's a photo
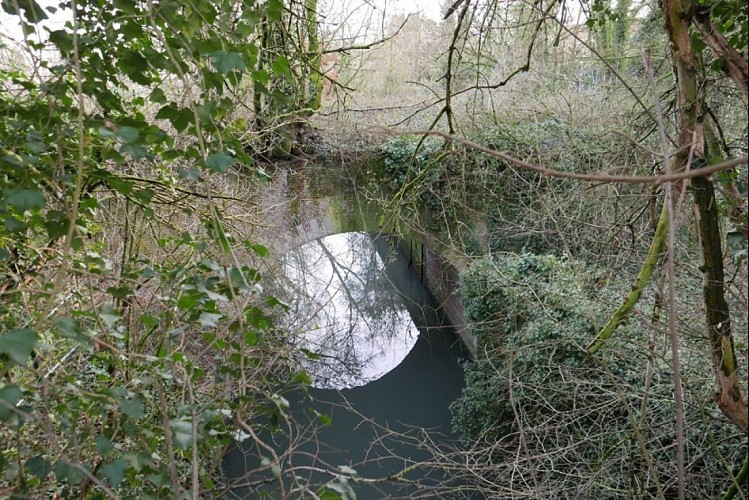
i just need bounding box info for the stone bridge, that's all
[259,167,478,357]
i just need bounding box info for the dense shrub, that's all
[451,253,746,498]
[452,254,616,440]
[379,136,443,187]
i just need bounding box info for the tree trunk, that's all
[661,0,749,433]
[692,176,748,432]
[693,11,748,99]
[305,0,322,112]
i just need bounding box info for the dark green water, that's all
[222,231,469,498]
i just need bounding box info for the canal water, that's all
[222,167,469,498]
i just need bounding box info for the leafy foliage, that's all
[0,0,321,497]
[451,254,746,497]
[379,136,443,187]
[697,0,749,54]
[453,254,611,439]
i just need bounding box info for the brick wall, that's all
[398,238,478,357]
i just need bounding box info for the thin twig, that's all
[507,352,541,496]
[363,124,747,184]
[644,49,686,500]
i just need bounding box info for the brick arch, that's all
[261,168,476,356]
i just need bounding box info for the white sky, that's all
[1,0,68,49]
[1,0,443,49]
[386,0,442,21]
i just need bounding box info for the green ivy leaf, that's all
[97,126,116,139]
[98,303,122,329]
[115,126,139,144]
[155,104,192,132]
[690,32,707,54]
[147,472,168,487]
[177,167,201,181]
[100,458,129,487]
[3,188,45,212]
[123,452,151,472]
[266,0,284,21]
[120,52,152,85]
[45,210,69,239]
[52,317,91,346]
[252,69,270,84]
[54,461,86,485]
[229,266,260,289]
[338,465,357,476]
[300,347,320,360]
[149,88,167,104]
[177,293,202,310]
[120,144,150,160]
[95,435,115,454]
[293,370,311,385]
[735,180,747,197]
[197,283,228,302]
[271,56,291,78]
[133,189,155,205]
[113,0,137,14]
[47,29,73,54]
[319,475,356,500]
[271,393,289,408]
[27,141,46,153]
[118,397,145,420]
[0,328,38,365]
[204,151,234,173]
[210,51,245,74]
[1,0,48,21]
[248,242,268,257]
[727,231,747,262]
[210,216,232,255]
[0,384,23,420]
[170,419,194,450]
[315,411,332,426]
[107,285,133,300]
[5,216,28,233]
[265,296,289,311]
[26,455,51,479]
[317,486,344,500]
[198,312,223,328]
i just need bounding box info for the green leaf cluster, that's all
[451,253,746,496]
[0,0,324,496]
[453,254,612,440]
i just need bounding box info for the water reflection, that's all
[224,226,469,498]
[283,232,420,389]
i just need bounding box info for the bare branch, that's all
[366,125,748,184]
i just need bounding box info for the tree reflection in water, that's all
[283,232,419,389]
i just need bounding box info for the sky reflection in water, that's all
[283,232,419,389]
